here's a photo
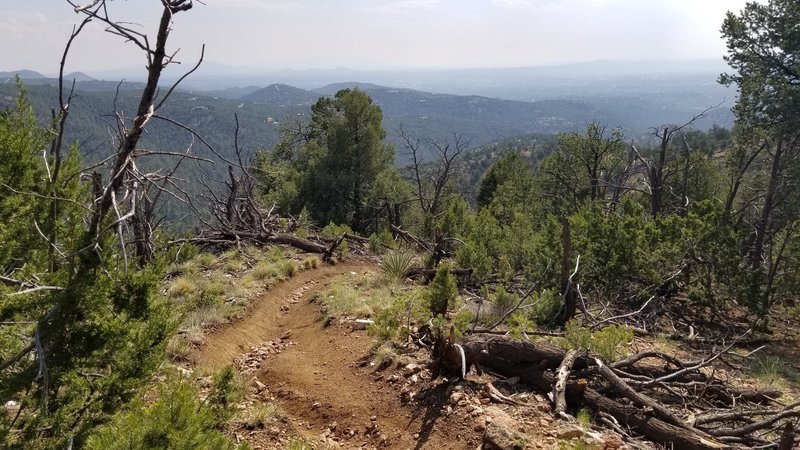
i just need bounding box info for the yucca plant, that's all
[381,251,414,282]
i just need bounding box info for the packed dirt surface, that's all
[194,258,482,449]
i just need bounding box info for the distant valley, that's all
[1,61,734,169]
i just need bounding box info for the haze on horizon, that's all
[3,0,750,77]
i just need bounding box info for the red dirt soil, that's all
[194,258,481,449]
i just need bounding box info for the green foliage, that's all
[564,321,633,362]
[576,407,592,428]
[238,402,283,429]
[381,251,414,283]
[286,439,315,450]
[486,286,519,324]
[477,152,534,209]
[534,123,625,215]
[426,263,459,317]
[319,272,396,319]
[279,260,298,278]
[85,375,240,450]
[321,222,352,253]
[259,89,395,233]
[368,229,396,253]
[207,365,243,421]
[368,291,429,344]
[507,312,537,340]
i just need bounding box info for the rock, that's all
[4,400,19,414]
[483,421,530,450]
[268,426,281,436]
[449,392,466,405]
[351,319,374,330]
[556,425,585,440]
[253,380,266,392]
[280,330,292,340]
[403,363,422,376]
[603,434,625,450]
[474,421,486,432]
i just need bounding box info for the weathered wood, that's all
[595,358,696,432]
[553,349,580,417]
[436,335,729,450]
[778,422,794,450]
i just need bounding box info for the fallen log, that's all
[172,229,352,261]
[553,349,581,417]
[519,367,728,450]
[433,335,736,449]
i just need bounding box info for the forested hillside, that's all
[2,1,799,449]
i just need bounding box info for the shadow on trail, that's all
[407,383,450,450]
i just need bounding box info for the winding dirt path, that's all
[195,258,478,449]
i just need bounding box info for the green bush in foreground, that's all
[86,369,245,450]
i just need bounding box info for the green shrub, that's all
[368,307,400,343]
[592,324,633,362]
[196,281,226,308]
[286,438,314,450]
[486,286,519,324]
[426,263,458,317]
[321,222,351,253]
[86,375,240,450]
[576,407,592,428]
[302,256,320,270]
[168,276,199,300]
[207,365,243,421]
[526,289,562,325]
[368,229,396,253]
[564,321,632,362]
[507,312,537,339]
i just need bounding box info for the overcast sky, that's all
[2,0,749,76]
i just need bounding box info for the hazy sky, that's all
[2,0,750,76]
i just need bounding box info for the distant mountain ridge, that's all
[0,70,46,80]
[1,71,734,168]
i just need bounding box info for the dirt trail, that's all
[196,260,366,371]
[195,258,477,449]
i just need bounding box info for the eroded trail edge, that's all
[194,258,477,450]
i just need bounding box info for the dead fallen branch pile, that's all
[432,334,798,449]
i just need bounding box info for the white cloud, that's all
[490,0,535,7]
[360,0,443,13]
[205,0,311,12]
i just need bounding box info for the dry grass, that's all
[237,402,284,429]
[319,271,397,319]
[162,245,317,355]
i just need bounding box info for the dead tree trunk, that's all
[431,334,797,449]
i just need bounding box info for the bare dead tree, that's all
[399,127,468,218]
[632,105,719,217]
[397,127,469,264]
